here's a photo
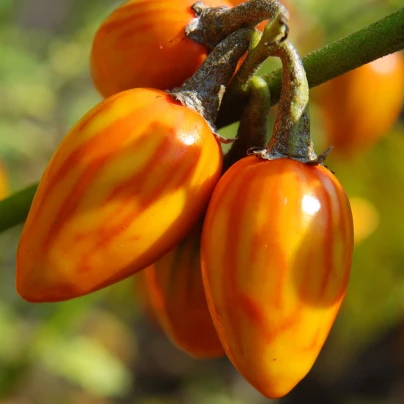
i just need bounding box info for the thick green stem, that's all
[217,7,404,127]
[0,184,37,231]
[186,0,289,49]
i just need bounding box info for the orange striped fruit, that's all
[17,88,222,302]
[91,0,232,98]
[143,224,224,358]
[201,156,353,398]
[0,161,9,200]
[315,52,404,157]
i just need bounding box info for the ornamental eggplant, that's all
[17,88,222,302]
[315,52,404,157]
[143,224,224,358]
[201,156,353,398]
[90,0,232,98]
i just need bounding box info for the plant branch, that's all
[217,7,404,127]
[0,184,37,231]
[0,8,403,234]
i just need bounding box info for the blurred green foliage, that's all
[0,0,403,403]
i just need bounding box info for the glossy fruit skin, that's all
[17,88,222,302]
[201,156,353,398]
[91,0,232,98]
[316,52,404,156]
[0,161,9,200]
[143,224,224,358]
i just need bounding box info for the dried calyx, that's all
[170,28,255,136]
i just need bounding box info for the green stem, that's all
[217,7,404,127]
[223,76,270,171]
[218,16,288,121]
[0,184,37,232]
[222,17,288,168]
[1,8,403,234]
[228,14,288,95]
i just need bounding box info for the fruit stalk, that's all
[249,40,328,163]
[186,0,289,48]
[226,11,288,94]
[265,40,317,162]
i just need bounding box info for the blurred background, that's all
[0,0,404,403]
